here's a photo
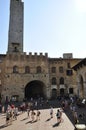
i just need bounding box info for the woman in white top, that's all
[50,107,53,118]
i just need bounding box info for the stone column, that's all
[19,93,24,101]
[77,81,81,98]
[46,85,51,99]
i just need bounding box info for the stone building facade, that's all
[0,0,82,102]
[0,52,82,102]
[72,58,86,99]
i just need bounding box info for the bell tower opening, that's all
[25,80,46,100]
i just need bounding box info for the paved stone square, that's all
[0,108,75,130]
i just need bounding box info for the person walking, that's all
[36,109,41,121]
[6,110,10,126]
[73,111,78,124]
[50,107,53,118]
[31,110,35,122]
[27,108,30,118]
[56,109,61,124]
[2,105,5,113]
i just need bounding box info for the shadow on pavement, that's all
[25,120,37,124]
[0,124,8,129]
[45,118,51,122]
[52,122,60,127]
[20,117,28,121]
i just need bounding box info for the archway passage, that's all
[80,75,84,98]
[25,80,45,100]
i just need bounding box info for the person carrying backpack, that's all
[56,109,61,123]
[6,110,10,126]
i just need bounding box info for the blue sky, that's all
[0,0,86,58]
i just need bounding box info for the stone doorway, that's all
[25,80,45,100]
[51,89,57,99]
[60,88,64,96]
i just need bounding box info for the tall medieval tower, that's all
[8,0,24,53]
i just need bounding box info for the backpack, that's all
[34,112,36,115]
[38,111,40,115]
[7,112,10,118]
[56,111,61,117]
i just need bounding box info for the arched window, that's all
[52,77,57,85]
[59,77,64,84]
[51,67,56,73]
[13,65,18,73]
[25,66,30,73]
[37,66,41,73]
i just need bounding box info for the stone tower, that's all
[8,0,24,53]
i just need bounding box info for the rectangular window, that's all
[59,66,64,73]
[66,69,73,76]
[67,63,71,68]
[51,67,56,73]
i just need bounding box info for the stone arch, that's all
[25,80,46,100]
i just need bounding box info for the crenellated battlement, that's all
[28,52,48,57]
[6,52,48,61]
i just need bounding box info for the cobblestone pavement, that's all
[0,108,75,130]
